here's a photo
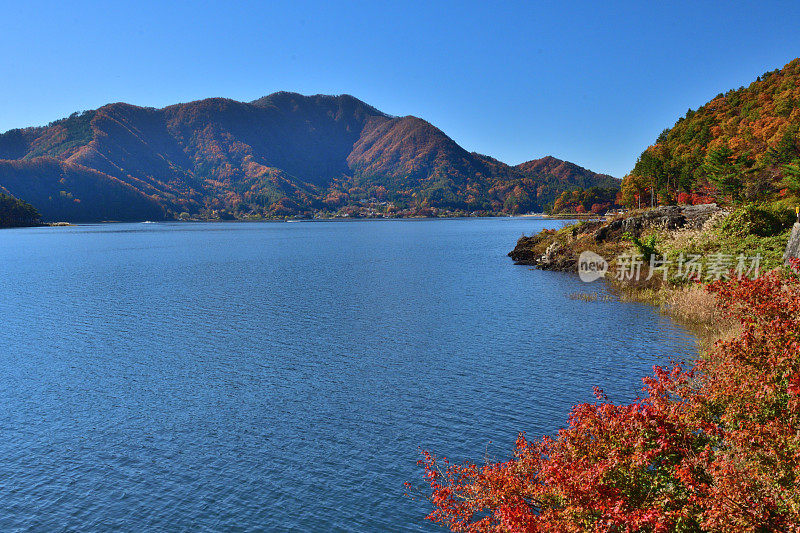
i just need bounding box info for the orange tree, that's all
[412,266,800,532]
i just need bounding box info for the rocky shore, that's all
[509,204,724,271]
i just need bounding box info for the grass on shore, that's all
[547,203,798,348]
[612,277,737,350]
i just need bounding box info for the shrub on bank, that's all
[718,204,795,238]
[655,204,794,274]
[413,270,800,532]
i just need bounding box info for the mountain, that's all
[0,92,618,221]
[621,57,800,206]
[514,156,620,214]
[516,156,618,188]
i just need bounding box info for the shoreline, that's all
[507,203,798,348]
[31,214,576,226]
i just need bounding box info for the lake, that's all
[0,218,696,531]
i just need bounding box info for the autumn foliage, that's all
[621,58,800,207]
[0,93,618,221]
[551,186,619,215]
[415,270,800,531]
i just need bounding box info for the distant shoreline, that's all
[33,213,586,225]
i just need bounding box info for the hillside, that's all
[0,192,41,227]
[0,93,618,221]
[516,155,618,188]
[516,156,621,214]
[622,57,800,206]
[0,159,166,222]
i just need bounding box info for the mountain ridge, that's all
[0,93,618,221]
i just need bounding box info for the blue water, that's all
[0,218,696,531]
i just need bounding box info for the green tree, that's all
[703,146,752,203]
[781,158,800,195]
[767,125,799,165]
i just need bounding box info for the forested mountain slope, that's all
[0,93,618,221]
[622,58,800,206]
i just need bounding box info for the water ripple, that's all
[0,220,697,531]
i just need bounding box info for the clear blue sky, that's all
[2,0,799,177]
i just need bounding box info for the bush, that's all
[719,204,794,237]
[624,231,660,262]
[414,272,800,532]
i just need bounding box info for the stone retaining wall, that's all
[785,223,800,265]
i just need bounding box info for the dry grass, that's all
[613,278,738,351]
[661,227,706,252]
[661,284,720,325]
[568,292,613,302]
[658,210,731,255]
[661,284,738,347]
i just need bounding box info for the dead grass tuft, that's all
[568,292,613,302]
[661,285,738,349]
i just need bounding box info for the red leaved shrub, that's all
[414,271,800,532]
